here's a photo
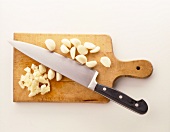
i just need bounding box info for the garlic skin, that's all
[70,47,76,59]
[75,55,87,64]
[70,38,81,48]
[100,56,111,67]
[61,38,71,48]
[84,42,96,49]
[90,46,100,53]
[60,44,70,54]
[56,72,62,81]
[86,61,97,68]
[48,69,55,80]
[45,39,56,51]
[77,45,88,55]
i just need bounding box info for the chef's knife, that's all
[9,40,148,114]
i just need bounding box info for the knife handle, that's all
[94,84,148,114]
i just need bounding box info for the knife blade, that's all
[9,40,148,114]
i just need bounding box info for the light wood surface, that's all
[13,33,153,103]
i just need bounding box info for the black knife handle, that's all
[94,84,148,114]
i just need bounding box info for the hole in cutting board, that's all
[136,66,140,70]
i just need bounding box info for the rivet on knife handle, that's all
[94,84,148,114]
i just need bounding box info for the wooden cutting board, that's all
[13,33,153,103]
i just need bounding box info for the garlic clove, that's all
[77,45,88,55]
[39,64,46,74]
[61,38,71,48]
[45,39,56,51]
[56,72,62,81]
[70,47,76,59]
[70,38,81,48]
[60,44,70,54]
[100,56,111,67]
[90,46,100,53]
[86,61,97,68]
[75,55,87,64]
[48,69,55,80]
[84,42,96,49]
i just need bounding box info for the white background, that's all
[0,0,170,132]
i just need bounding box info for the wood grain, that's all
[13,33,153,103]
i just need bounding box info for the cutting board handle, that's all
[112,60,153,83]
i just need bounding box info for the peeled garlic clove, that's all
[90,46,100,53]
[56,72,62,81]
[100,56,111,67]
[84,42,96,49]
[61,38,71,48]
[60,44,70,54]
[70,47,76,59]
[39,64,46,74]
[45,39,56,51]
[75,55,87,64]
[86,61,97,68]
[77,45,88,55]
[48,69,55,80]
[70,38,81,48]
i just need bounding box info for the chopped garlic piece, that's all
[70,38,81,48]
[86,61,97,68]
[41,85,50,95]
[75,55,87,64]
[38,76,48,83]
[18,81,25,89]
[90,46,100,53]
[100,56,111,67]
[43,73,48,79]
[60,44,70,54]
[20,75,25,81]
[24,78,32,87]
[30,80,39,89]
[45,39,56,51]
[70,47,76,59]
[61,38,71,48]
[31,64,38,70]
[28,87,41,97]
[48,69,55,80]
[56,72,62,81]
[24,67,31,73]
[33,70,41,77]
[39,64,46,74]
[84,42,96,49]
[77,45,88,55]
